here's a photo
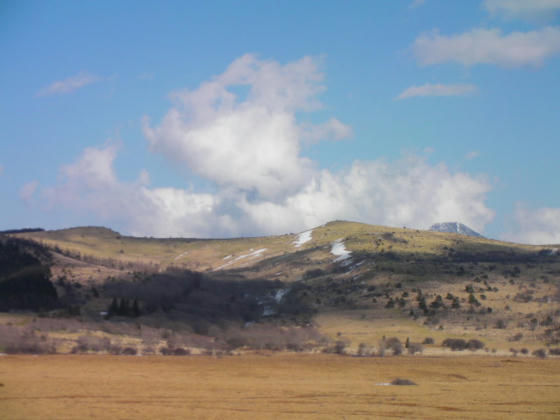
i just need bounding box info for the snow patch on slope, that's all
[274,288,289,303]
[214,248,268,271]
[293,230,313,248]
[331,239,351,263]
[174,251,189,261]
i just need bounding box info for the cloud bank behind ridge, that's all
[40,55,495,238]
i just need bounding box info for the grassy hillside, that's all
[4,220,560,356]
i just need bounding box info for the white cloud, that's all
[300,118,353,143]
[42,144,494,238]
[502,204,560,244]
[19,181,39,205]
[143,54,342,200]
[42,144,235,238]
[37,72,100,97]
[40,55,495,238]
[240,157,494,235]
[144,108,312,200]
[413,27,560,67]
[396,83,477,100]
[484,0,560,19]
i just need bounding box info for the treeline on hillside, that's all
[0,228,44,234]
[103,268,314,332]
[47,243,160,272]
[0,237,58,311]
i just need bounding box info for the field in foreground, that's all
[1,354,559,419]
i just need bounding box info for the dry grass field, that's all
[1,354,559,419]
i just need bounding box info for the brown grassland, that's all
[1,354,560,419]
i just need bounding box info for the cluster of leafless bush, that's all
[0,317,334,355]
[326,336,425,357]
[508,347,560,358]
[223,324,328,352]
[0,324,57,354]
[442,338,485,351]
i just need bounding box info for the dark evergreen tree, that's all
[118,298,129,316]
[132,299,140,317]
[108,297,118,316]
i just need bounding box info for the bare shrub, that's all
[0,323,60,354]
[333,340,347,355]
[510,348,518,356]
[142,346,155,355]
[385,337,403,356]
[532,348,546,359]
[109,345,122,355]
[442,338,467,351]
[159,346,189,355]
[466,339,485,351]
[73,335,111,353]
[0,324,23,350]
[223,324,326,352]
[140,325,163,347]
[5,333,56,354]
[514,291,533,303]
[225,335,247,350]
[548,348,560,356]
[508,333,523,342]
[323,339,349,355]
[495,319,507,329]
[407,342,423,355]
[520,348,528,355]
[422,337,434,345]
[357,342,371,357]
[31,317,83,333]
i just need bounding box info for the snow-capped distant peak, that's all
[429,222,483,238]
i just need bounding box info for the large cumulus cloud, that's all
[40,55,494,238]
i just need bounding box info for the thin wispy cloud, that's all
[502,204,560,244]
[465,151,480,160]
[396,83,477,100]
[19,180,39,205]
[36,72,100,97]
[413,27,560,67]
[484,0,560,20]
[409,0,425,9]
[301,118,353,144]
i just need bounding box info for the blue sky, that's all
[1,0,559,244]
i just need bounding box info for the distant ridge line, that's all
[429,222,484,238]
